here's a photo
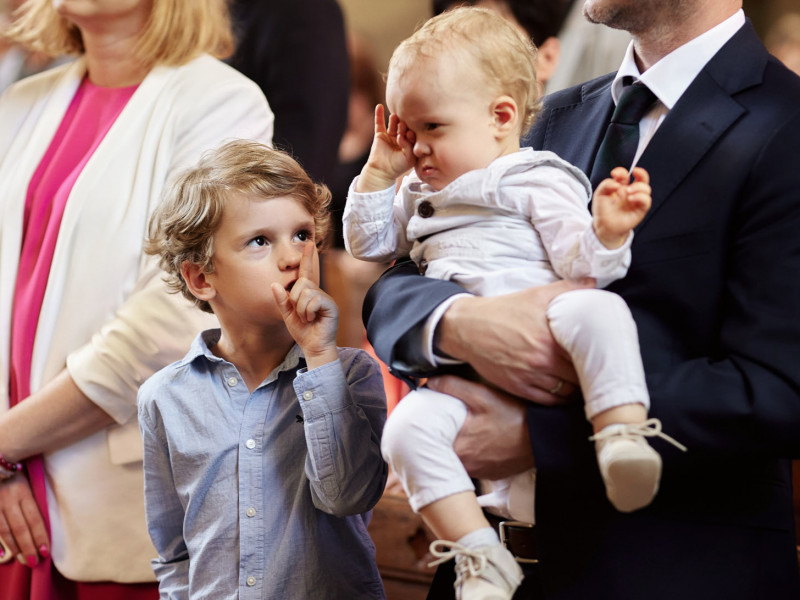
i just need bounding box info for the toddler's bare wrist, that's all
[355,168,397,193]
[594,225,629,249]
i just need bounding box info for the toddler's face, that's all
[386,53,513,191]
[205,193,319,328]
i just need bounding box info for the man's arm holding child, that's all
[273,245,388,516]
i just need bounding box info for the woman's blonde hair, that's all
[6,0,233,65]
[145,140,332,314]
[389,6,540,135]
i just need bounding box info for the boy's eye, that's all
[294,230,313,243]
[424,123,440,131]
[247,236,268,247]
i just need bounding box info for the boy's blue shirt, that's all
[138,329,388,599]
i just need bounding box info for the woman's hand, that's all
[0,475,49,567]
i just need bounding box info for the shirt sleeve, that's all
[138,385,190,599]
[343,177,413,262]
[520,164,632,288]
[292,348,387,516]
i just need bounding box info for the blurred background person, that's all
[227,0,349,187]
[544,0,631,93]
[0,0,273,598]
[433,0,573,91]
[0,0,69,93]
[765,12,800,76]
[325,31,389,355]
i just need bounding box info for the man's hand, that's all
[436,279,592,402]
[0,475,49,567]
[355,104,416,193]
[428,376,535,479]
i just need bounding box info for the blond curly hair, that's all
[389,6,540,136]
[146,140,331,314]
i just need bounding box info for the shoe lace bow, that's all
[589,418,687,452]
[428,540,487,579]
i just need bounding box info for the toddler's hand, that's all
[592,166,652,249]
[272,244,339,369]
[355,104,416,193]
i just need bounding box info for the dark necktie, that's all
[590,78,657,188]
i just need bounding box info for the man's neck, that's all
[632,1,741,72]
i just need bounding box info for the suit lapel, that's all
[536,77,615,175]
[635,71,744,229]
[635,21,766,231]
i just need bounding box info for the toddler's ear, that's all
[181,261,216,303]
[492,96,519,137]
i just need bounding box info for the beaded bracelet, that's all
[0,453,22,481]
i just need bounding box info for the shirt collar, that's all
[612,9,745,109]
[181,328,305,383]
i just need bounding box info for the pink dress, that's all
[2,77,158,599]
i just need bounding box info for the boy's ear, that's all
[491,96,519,139]
[181,261,216,303]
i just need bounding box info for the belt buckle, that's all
[499,520,538,564]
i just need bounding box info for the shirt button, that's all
[302,390,313,401]
[246,576,256,586]
[227,376,238,387]
[245,439,256,449]
[246,507,256,517]
[418,200,435,218]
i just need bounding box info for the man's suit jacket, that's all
[364,21,800,600]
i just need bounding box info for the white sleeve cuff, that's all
[422,293,473,366]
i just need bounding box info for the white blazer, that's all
[0,54,273,582]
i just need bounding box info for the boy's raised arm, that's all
[294,348,388,517]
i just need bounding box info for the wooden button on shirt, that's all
[417,200,435,218]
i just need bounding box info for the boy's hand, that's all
[272,244,339,370]
[592,166,652,249]
[355,104,416,193]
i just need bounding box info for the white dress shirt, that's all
[615,9,746,167]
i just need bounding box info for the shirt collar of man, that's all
[611,9,746,110]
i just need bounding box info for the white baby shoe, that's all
[428,540,523,600]
[590,418,685,512]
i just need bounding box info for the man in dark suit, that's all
[363,1,800,598]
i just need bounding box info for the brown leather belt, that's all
[486,514,539,564]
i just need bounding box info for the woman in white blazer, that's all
[0,0,273,597]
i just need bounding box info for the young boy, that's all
[138,140,387,599]
[343,7,683,600]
